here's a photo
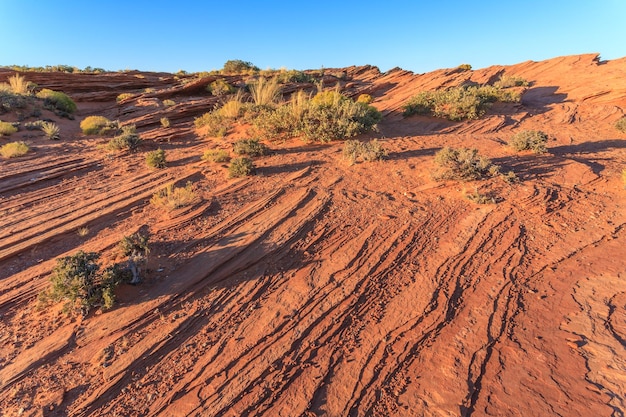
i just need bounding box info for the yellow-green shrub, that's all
[0,121,17,135]
[0,141,30,158]
[36,89,76,113]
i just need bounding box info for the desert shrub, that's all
[457,64,472,71]
[80,115,118,135]
[433,147,496,181]
[160,117,170,128]
[222,59,259,74]
[403,85,521,121]
[41,121,60,140]
[302,94,382,142]
[207,79,236,96]
[357,94,373,104]
[501,170,519,184]
[249,101,302,142]
[233,138,269,156]
[150,182,198,210]
[465,188,496,204]
[116,93,134,102]
[146,148,166,168]
[616,117,626,133]
[273,69,314,83]
[361,139,387,162]
[118,232,150,285]
[194,111,228,137]
[0,120,18,135]
[0,141,30,158]
[107,125,141,151]
[343,139,386,164]
[202,148,230,163]
[509,130,548,153]
[228,157,255,178]
[494,75,529,88]
[0,91,27,112]
[249,77,281,106]
[163,99,175,107]
[36,89,76,113]
[38,251,102,314]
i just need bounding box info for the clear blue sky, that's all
[1,0,625,74]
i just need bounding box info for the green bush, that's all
[0,120,18,135]
[146,148,166,168]
[107,125,141,151]
[509,130,548,153]
[41,121,60,140]
[222,59,259,74]
[202,148,231,163]
[0,141,30,158]
[301,95,382,142]
[207,79,236,96]
[36,89,77,113]
[616,117,626,133]
[228,157,255,178]
[194,111,228,137]
[403,85,521,121]
[233,138,269,156]
[433,147,497,181]
[38,250,131,314]
[81,115,118,135]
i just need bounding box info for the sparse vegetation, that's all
[116,93,134,102]
[41,121,60,140]
[36,89,77,114]
[163,99,176,107]
[202,148,230,163]
[118,232,150,285]
[77,226,89,237]
[457,64,472,71]
[0,141,30,158]
[146,148,166,168]
[343,139,387,164]
[494,75,529,88]
[249,77,281,106]
[403,84,522,121]
[465,188,496,204]
[432,147,497,181]
[0,120,18,135]
[357,94,373,104]
[194,112,227,137]
[24,120,46,130]
[160,117,170,128]
[81,115,119,135]
[233,138,269,156]
[150,182,199,210]
[6,74,32,95]
[228,157,255,178]
[509,130,549,153]
[207,79,236,96]
[38,251,102,314]
[222,59,259,75]
[616,116,626,133]
[107,125,141,151]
